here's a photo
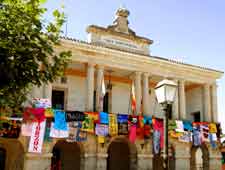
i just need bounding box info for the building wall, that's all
[186,87,204,121]
[52,76,86,111]
[111,81,130,114]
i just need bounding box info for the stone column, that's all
[23,153,52,170]
[134,72,142,115]
[43,83,52,100]
[96,153,107,170]
[142,73,150,115]
[178,80,186,119]
[203,84,211,122]
[211,83,218,122]
[137,154,153,170]
[86,63,95,111]
[96,66,104,112]
[83,153,97,170]
[172,80,179,119]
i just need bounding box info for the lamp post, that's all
[155,79,177,170]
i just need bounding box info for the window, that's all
[192,111,201,122]
[0,148,6,170]
[52,90,65,110]
[103,92,109,113]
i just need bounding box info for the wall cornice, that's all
[56,39,223,84]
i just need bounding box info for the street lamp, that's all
[155,79,177,170]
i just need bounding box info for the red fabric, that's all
[129,125,137,143]
[84,112,100,124]
[144,124,151,138]
[23,108,45,122]
[136,116,145,139]
[153,118,164,149]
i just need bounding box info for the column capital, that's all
[87,62,96,67]
[96,65,104,70]
[178,79,186,83]
[134,71,142,76]
[143,72,150,77]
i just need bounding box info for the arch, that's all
[190,144,209,170]
[51,140,84,170]
[0,147,6,170]
[107,136,137,170]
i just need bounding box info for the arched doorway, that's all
[153,153,164,170]
[107,137,137,170]
[190,145,209,170]
[0,148,6,170]
[51,140,82,170]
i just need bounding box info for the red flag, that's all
[131,81,136,113]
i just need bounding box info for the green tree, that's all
[0,0,71,114]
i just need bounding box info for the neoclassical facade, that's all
[1,7,223,170]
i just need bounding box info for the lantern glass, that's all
[155,79,177,104]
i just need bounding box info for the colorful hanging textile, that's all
[23,108,45,122]
[153,118,164,149]
[183,120,193,131]
[168,120,177,131]
[144,124,151,139]
[76,122,87,142]
[85,112,99,124]
[129,125,137,143]
[67,122,79,142]
[117,114,129,123]
[169,130,183,139]
[178,131,192,143]
[44,120,52,142]
[32,98,51,108]
[53,110,68,131]
[200,123,209,142]
[99,112,109,124]
[209,133,217,149]
[136,116,144,139]
[118,114,128,135]
[28,121,46,153]
[81,114,95,133]
[98,136,105,144]
[50,123,69,138]
[108,114,118,136]
[65,111,85,122]
[209,123,217,133]
[193,123,202,146]
[21,123,33,136]
[95,124,109,136]
[128,115,138,125]
[175,120,184,132]
[44,108,54,118]
[143,115,152,125]
[153,130,161,154]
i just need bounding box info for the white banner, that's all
[50,122,69,138]
[28,121,46,153]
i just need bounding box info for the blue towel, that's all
[53,110,68,131]
[99,112,109,124]
[117,114,128,123]
[144,115,152,125]
[183,120,193,131]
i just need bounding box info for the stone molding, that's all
[57,40,223,84]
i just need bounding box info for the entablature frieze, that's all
[55,40,223,84]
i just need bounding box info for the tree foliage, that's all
[0,0,71,113]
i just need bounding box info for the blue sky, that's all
[44,0,225,130]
